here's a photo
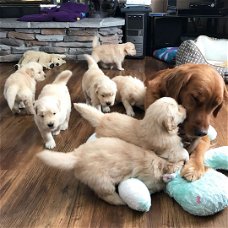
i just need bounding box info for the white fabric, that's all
[195,35,228,64]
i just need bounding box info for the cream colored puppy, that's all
[112,75,146,116]
[74,97,189,163]
[16,50,66,69]
[82,54,117,113]
[37,137,184,206]
[4,62,45,114]
[91,36,136,71]
[34,70,72,149]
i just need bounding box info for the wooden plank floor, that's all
[0,57,227,228]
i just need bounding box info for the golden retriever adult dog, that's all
[34,70,72,149]
[37,137,184,206]
[144,63,227,181]
[4,62,45,114]
[91,36,136,71]
[112,75,146,116]
[74,97,189,163]
[16,50,66,69]
[82,54,117,112]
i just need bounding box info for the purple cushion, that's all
[53,11,79,22]
[18,14,53,22]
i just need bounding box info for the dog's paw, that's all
[45,140,56,149]
[180,160,208,181]
[102,106,110,113]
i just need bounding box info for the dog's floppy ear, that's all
[162,116,177,133]
[213,83,228,117]
[165,69,192,103]
[25,67,35,77]
[94,83,100,94]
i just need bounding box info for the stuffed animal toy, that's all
[87,127,228,215]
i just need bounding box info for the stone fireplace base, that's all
[0,17,125,62]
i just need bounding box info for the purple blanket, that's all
[18,2,88,22]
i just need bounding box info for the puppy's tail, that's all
[84,54,99,70]
[37,150,77,170]
[92,36,100,48]
[53,70,72,85]
[4,85,19,110]
[74,103,104,127]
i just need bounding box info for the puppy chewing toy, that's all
[87,126,228,215]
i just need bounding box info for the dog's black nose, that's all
[50,63,54,68]
[48,123,54,128]
[106,102,111,106]
[194,129,208,137]
[56,63,59,66]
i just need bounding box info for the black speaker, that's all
[149,16,187,52]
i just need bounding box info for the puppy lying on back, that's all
[91,36,136,71]
[34,70,72,149]
[82,54,117,113]
[37,137,184,206]
[74,97,189,163]
[112,75,146,116]
[16,50,66,70]
[4,62,45,114]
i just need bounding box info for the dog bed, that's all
[176,35,228,83]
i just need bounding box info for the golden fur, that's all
[4,62,45,114]
[34,70,72,149]
[144,63,227,181]
[91,36,136,71]
[74,97,189,163]
[112,75,146,116]
[17,50,66,69]
[82,54,117,112]
[37,137,184,205]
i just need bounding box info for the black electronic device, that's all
[125,12,148,58]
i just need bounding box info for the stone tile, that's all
[0,38,25,46]
[8,31,35,41]
[64,35,94,42]
[67,28,98,36]
[0,31,7,38]
[15,29,41,34]
[11,46,40,54]
[69,47,92,55]
[41,29,66,35]
[25,40,49,47]
[36,34,64,42]
[39,46,68,54]
[0,54,21,62]
[54,42,92,48]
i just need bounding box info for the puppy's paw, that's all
[163,173,176,183]
[126,109,135,117]
[180,160,208,181]
[53,130,60,136]
[166,161,184,174]
[45,140,56,149]
[118,67,124,71]
[60,124,68,131]
[102,106,110,113]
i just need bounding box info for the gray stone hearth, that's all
[0,17,125,62]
